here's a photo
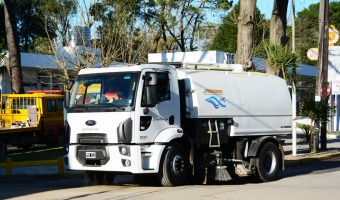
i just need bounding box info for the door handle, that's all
[169,115,174,125]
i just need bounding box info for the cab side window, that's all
[47,100,57,112]
[58,99,64,111]
[142,72,170,106]
[156,73,170,103]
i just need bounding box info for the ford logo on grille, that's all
[85,120,96,126]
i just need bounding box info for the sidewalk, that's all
[1,134,340,177]
[282,133,340,167]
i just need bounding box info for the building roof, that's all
[252,57,317,77]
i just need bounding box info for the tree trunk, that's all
[267,0,289,75]
[4,0,24,94]
[236,0,256,71]
[270,0,288,45]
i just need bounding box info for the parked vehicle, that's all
[64,64,292,186]
[0,90,64,155]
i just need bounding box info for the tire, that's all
[159,143,188,187]
[86,171,115,185]
[253,142,281,182]
[0,139,7,156]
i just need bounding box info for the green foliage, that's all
[264,42,299,82]
[0,0,77,53]
[16,0,46,52]
[296,2,340,65]
[300,98,332,125]
[297,123,316,151]
[209,16,237,52]
[89,0,146,64]
[38,0,77,47]
[209,2,267,56]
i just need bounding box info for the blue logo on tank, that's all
[205,96,226,109]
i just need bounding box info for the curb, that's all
[284,151,340,167]
[327,134,340,139]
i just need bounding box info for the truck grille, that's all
[78,133,107,144]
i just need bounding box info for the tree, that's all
[145,0,232,52]
[264,42,299,80]
[0,3,7,52]
[210,2,267,58]
[270,0,288,45]
[300,98,332,153]
[236,0,256,71]
[88,0,149,65]
[296,2,340,65]
[37,0,77,82]
[16,0,47,52]
[1,1,56,55]
[38,0,77,47]
[4,0,24,93]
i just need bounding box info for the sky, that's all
[75,0,325,39]
[255,0,320,19]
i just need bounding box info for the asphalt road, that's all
[1,156,340,200]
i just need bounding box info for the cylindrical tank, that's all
[178,69,292,136]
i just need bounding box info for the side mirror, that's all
[147,73,158,86]
[146,85,157,107]
[64,80,74,108]
[66,80,74,91]
[143,73,158,107]
[64,90,70,108]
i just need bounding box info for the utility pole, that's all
[316,0,329,151]
[291,0,297,156]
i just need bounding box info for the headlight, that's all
[122,159,131,167]
[119,146,130,156]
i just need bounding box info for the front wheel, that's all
[159,143,188,187]
[253,142,281,182]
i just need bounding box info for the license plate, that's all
[86,152,96,159]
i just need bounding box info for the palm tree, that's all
[264,42,299,154]
[299,98,331,153]
[264,42,299,81]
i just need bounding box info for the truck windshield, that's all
[70,72,139,109]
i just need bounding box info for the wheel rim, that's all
[263,151,277,174]
[170,154,184,176]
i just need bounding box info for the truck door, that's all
[43,98,64,136]
[135,70,179,143]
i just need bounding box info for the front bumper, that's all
[67,144,166,174]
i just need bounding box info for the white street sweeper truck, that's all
[64,64,292,186]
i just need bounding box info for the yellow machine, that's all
[0,90,64,155]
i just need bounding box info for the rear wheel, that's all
[253,142,281,182]
[159,143,188,187]
[86,171,115,185]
